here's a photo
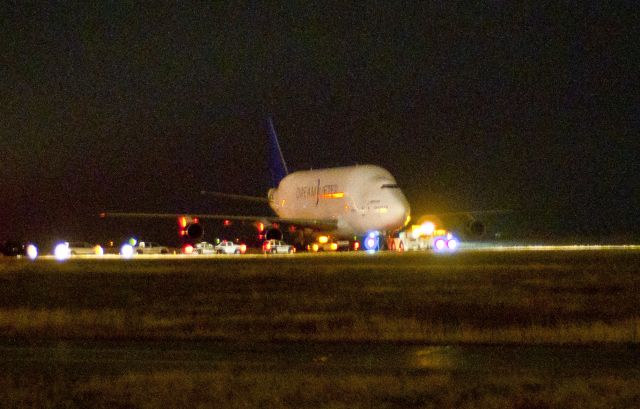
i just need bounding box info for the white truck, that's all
[262,239,295,254]
[194,241,216,254]
[135,241,170,255]
[214,240,247,254]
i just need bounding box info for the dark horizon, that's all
[2,3,638,247]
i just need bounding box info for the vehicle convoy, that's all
[134,241,170,254]
[214,240,247,254]
[262,239,295,254]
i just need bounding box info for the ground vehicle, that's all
[134,241,169,255]
[67,242,104,256]
[1,240,38,259]
[262,239,295,254]
[214,240,246,254]
[308,237,354,252]
[390,222,458,252]
[194,241,216,254]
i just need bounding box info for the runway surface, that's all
[30,242,640,261]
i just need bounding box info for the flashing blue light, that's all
[364,231,380,251]
[54,242,71,261]
[120,244,134,259]
[25,244,38,260]
[433,236,459,253]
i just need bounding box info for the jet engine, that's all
[185,222,204,240]
[178,217,204,241]
[265,227,283,241]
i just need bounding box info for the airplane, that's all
[101,118,411,248]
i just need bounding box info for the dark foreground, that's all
[1,249,640,408]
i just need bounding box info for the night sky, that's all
[2,2,638,246]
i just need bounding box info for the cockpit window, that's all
[381,184,399,189]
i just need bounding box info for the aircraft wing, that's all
[99,212,338,231]
[425,209,513,217]
[199,191,269,203]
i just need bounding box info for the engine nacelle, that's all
[185,223,204,240]
[465,220,485,237]
[178,216,204,242]
[265,228,283,241]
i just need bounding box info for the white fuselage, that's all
[268,165,410,236]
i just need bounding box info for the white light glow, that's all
[434,238,446,251]
[366,237,376,249]
[421,221,436,236]
[120,244,134,259]
[25,244,38,260]
[54,242,71,261]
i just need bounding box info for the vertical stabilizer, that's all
[267,116,289,187]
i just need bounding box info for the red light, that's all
[257,222,265,232]
[193,217,199,224]
[182,244,194,254]
[354,242,360,250]
[240,244,247,253]
[178,217,187,228]
[264,242,271,250]
[224,219,232,227]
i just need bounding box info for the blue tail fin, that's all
[267,116,289,187]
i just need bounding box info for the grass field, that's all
[2,250,640,344]
[1,249,640,408]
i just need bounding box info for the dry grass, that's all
[1,369,639,409]
[2,308,639,344]
[2,250,640,407]
[2,250,640,344]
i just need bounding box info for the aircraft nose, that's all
[390,191,411,229]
